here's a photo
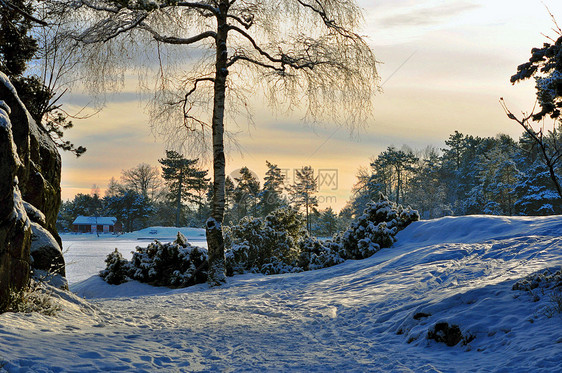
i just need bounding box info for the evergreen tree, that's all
[0,0,37,78]
[290,166,318,233]
[507,27,562,200]
[258,161,287,217]
[186,168,211,225]
[376,146,418,205]
[314,208,339,237]
[407,147,449,219]
[513,161,562,215]
[104,189,153,232]
[232,167,260,220]
[441,132,484,214]
[158,151,199,227]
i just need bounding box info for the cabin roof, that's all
[72,216,117,226]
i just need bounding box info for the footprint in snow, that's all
[78,351,103,359]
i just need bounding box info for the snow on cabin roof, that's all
[72,216,117,226]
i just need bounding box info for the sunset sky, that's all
[59,0,562,211]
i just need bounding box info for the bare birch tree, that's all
[47,0,379,285]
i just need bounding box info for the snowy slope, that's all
[1,215,561,372]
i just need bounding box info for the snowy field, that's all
[1,216,562,372]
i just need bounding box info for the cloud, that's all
[377,2,481,28]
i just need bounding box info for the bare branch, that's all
[227,54,283,72]
[140,25,216,45]
[295,0,357,39]
[175,1,219,16]
[227,13,253,29]
[79,0,121,13]
[227,25,329,71]
[74,11,148,43]
[0,0,48,25]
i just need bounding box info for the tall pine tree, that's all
[290,166,318,234]
[159,151,199,227]
[258,161,286,217]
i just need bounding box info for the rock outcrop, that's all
[0,73,66,310]
[0,97,32,310]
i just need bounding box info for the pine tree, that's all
[407,148,449,219]
[513,161,562,215]
[0,0,37,78]
[258,161,286,217]
[378,146,418,205]
[158,151,199,227]
[290,166,318,234]
[186,168,211,225]
[232,167,260,220]
[315,208,339,236]
[104,189,152,232]
[506,26,562,200]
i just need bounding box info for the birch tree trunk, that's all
[206,1,228,286]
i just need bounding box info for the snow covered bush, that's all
[427,322,474,347]
[225,197,418,275]
[512,267,562,317]
[3,280,61,316]
[224,207,305,275]
[339,194,419,259]
[100,249,129,285]
[100,233,208,287]
[129,233,208,287]
[297,236,346,271]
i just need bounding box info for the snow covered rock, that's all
[0,73,66,310]
[0,91,32,311]
[29,222,67,288]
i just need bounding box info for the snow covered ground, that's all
[1,216,562,372]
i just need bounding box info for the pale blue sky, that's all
[60,0,562,210]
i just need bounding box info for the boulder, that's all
[0,92,32,310]
[0,72,66,310]
[0,73,62,247]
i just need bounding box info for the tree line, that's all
[57,154,344,236]
[347,128,562,220]
[58,121,562,235]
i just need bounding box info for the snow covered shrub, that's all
[297,236,346,271]
[100,249,129,285]
[339,194,419,259]
[427,322,474,347]
[101,233,208,287]
[128,233,208,287]
[512,268,562,292]
[225,207,306,275]
[3,280,61,316]
[512,267,562,316]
